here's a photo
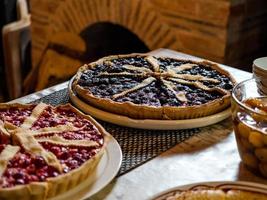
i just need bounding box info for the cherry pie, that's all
[0,103,107,199]
[73,54,236,119]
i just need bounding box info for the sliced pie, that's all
[0,103,108,200]
[73,54,236,119]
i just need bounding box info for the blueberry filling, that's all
[77,56,233,107]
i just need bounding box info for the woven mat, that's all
[33,89,200,176]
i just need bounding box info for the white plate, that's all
[68,77,231,130]
[49,135,122,200]
[152,181,267,200]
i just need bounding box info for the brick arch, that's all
[52,0,175,48]
[28,0,178,91]
[34,0,176,64]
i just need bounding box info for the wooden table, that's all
[11,49,267,200]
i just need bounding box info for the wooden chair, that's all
[2,0,31,99]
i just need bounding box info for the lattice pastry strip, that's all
[171,73,219,83]
[122,65,153,73]
[162,79,188,102]
[167,63,198,73]
[146,56,160,72]
[0,145,20,176]
[0,121,10,138]
[12,131,63,172]
[168,78,228,95]
[21,103,48,129]
[36,135,99,147]
[98,71,146,77]
[112,77,156,99]
[30,124,80,136]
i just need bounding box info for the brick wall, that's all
[28,0,267,90]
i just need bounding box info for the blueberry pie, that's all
[0,103,107,200]
[73,54,236,119]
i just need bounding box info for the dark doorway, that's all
[80,22,150,62]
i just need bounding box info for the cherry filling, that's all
[0,133,10,145]
[34,129,104,145]
[56,108,97,129]
[41,143,100,173]
[0,105,104,189]
[31,107,67,130]
[0,129,103,188]
[31,107,97,130]
[1,152,59,188]
[0,106,34,127]
[61,130,103,144]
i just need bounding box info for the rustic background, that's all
[26,0,267,91]
[0,0,18,101]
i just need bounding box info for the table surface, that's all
[11,49,267,200]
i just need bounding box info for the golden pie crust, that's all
[73,54,236,120]
[0,103,109,200]
[165,189,267,200]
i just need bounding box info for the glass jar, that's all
[232,78,267,177]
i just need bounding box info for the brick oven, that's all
[28,0,267,91]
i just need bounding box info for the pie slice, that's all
[0,103,108,200]
[73,54,236,119]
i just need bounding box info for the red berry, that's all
[34,156,46,168]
